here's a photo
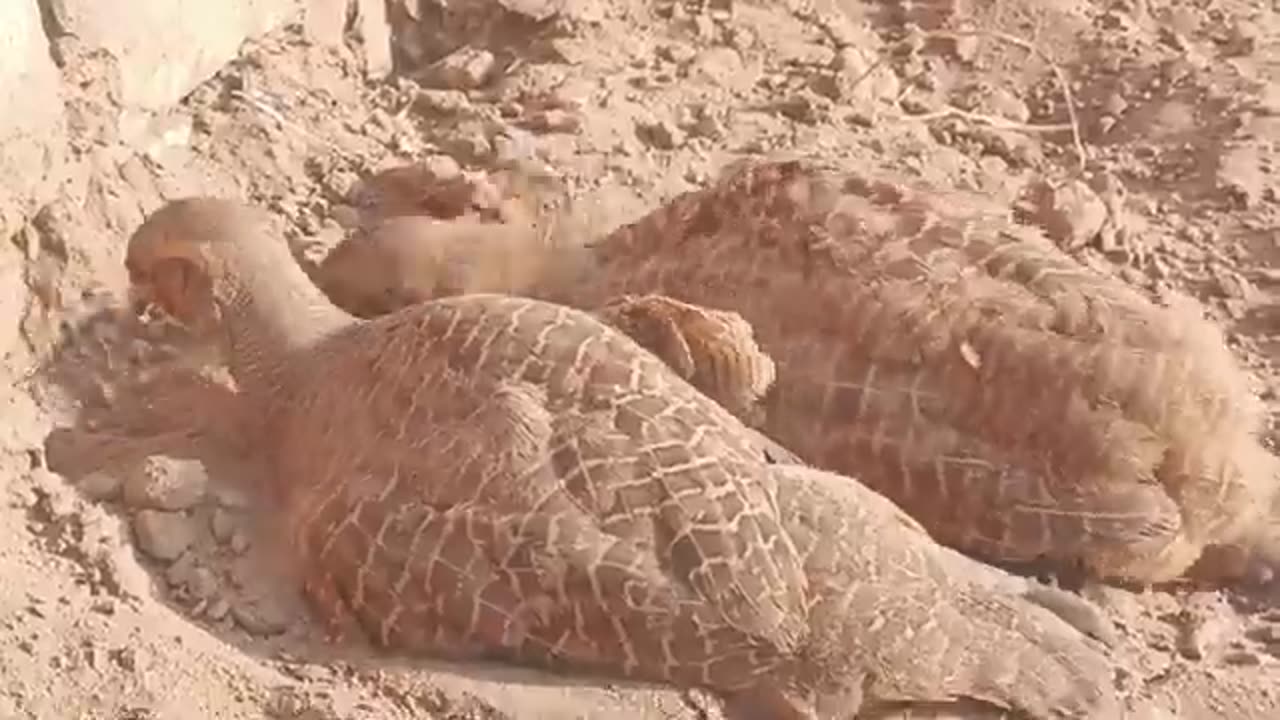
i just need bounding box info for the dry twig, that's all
[922,28,1089,170]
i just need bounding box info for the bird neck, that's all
[214,239,352,398]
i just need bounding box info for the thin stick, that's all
[909,105,1075,134]
[835,23,1089,170]
[924,28,1088,170]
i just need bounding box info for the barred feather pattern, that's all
[561,159,1279,583]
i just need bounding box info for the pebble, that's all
[132,510,196,561]
[210,508,238,543]
[1212,266,1256,301]
[230,529,252,555]
[1176,619,1206,660]
[691,46,745,86]
[521,109,581,133]
[165,552,197,588]
[205,597,231,622]
[985,87,1031,124]
[423,46,496,90]
[1023,179,1108,250]
[413,89,471,115]
[836,47,900,105]
[1246,624,1280,644]
[1223,649,1261,666]
[77,472,122,502]
[110,646,138,671]
[635,118,684,150]
[233,599,290,637]
[168,554,220,601]
[123,457,208,511]
[187,567,219,600]
[213,485,250,509]
[263,686,339,720]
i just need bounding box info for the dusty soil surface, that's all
[4,0,1280,717]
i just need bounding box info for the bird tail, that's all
[923,593,1123,720]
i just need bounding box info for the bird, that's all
[43,196,1121,719]
[312,157,1280,587]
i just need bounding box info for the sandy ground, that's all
[4,0,1280,717]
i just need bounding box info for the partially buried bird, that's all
[318,157,1280,588]
[45,197,1121,719]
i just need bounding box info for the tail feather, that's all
[774,464,1120,719]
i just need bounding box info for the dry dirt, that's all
[4,0,1280,718]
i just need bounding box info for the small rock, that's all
[123,457,207,511]
[109,646,137,671]
[132,510,196,561]
[985,87,1031,124]
[413,89,471,115]
[230,529,251,555]
[836,47,900,105]
[492,132,538,165]
[635,119,683,150]
[165,552,196,588]
[1021,180,1108,250]
[520,109,581,133]
[1246,625,1280,644]
[423,154,463,182]
[497,0,564,21]
[693,13,716,41]
[210,508,238,544]
[1224,650,1261,666]
[264,686,331,719]
[186,567,220,600]
[1212,265,1256,301]
[233,599,290,637]
[1103,92,1129,116]
[78,472,122,502]
[775,95,821,124]
[205,597,231,622]
[657,43,697,65]
[1176,618,1206,660]
[213,486,250,510]
[444,132,493,163]
[422,46,497,90]
[950,34,980,62]
[28,468,79,518]
[691,47,746,87]
[90,599,116,616]
[680,105,725,140]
